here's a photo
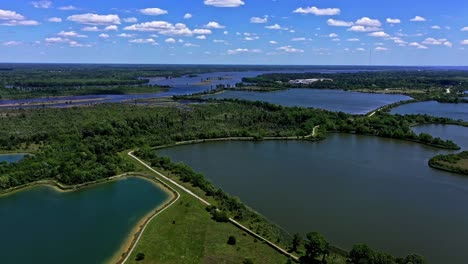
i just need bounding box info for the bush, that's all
[227,235,237,245]
[135,252,145,261]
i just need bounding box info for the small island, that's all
[429,151,468,175]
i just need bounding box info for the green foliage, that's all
[300,232,329,264]
[429,151,468,175]
[348,244,426,264]
[135,252,145,261]
[227,235,237,245]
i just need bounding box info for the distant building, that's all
[288,78,332,84]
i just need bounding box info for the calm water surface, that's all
[158,135,468,264]
[391,101,468,121]
[205,89,411,114]
[0,153,26,163]
[0,177,169,264]
[412,124,468,150]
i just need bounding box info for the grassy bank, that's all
[429,151,468,175]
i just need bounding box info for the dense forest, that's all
[0,100,463,190]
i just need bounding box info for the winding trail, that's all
[127,151,300,262]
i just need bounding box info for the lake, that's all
[0,176,170,264]
[391,101,468,121]
[0,153,26,163]
[412,124,468,150]
[157,135,468,264]
[204,89,411,114]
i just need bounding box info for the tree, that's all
[348,244,373,264]
[135,252,145,261]
[291,233,302,253]
[243,258,254,264]
[227,235,237,245]
[300,232,329,264]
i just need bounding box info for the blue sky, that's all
[1,0,468,65]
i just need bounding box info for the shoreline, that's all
[0,173,178,264]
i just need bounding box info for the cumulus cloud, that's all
[250,16,268,24]
[48,17,62,23]
[410,16,426,22]
[193,29,212,35]
[196,35,207,40]
[293,6,340,16]
[184,13,192,19]
[58,31,87,38]
[31,1,52,9]
[82,26,99,32]
[129,38,156,44]
[227,48,261,54]
[58,6,78,11]
[356,17,381,27]
[3,41,23,47]
[105,25,118,31]
[117,33,135,38]
[0,9,39,26]
[461,27,468,31]
[386,18,401,24]
[431,25,441,29]
[409,42,428,49]
[45,37,70,43]
[205,21,225,29]
[269,40,278,45]
[375,47,388,51]
[327,19,353,27]
[140,8,168,16]
[329,33,338,38]
[368,31,389,38]
[67,13,120,25]
[99,34,109,38]
[277,45,304,53]
[0,9,25,20]
[422,38,452,47]
[165,38,176,43]
[347,38,360,42]
[204,0,245,7]
[265,24,288,30]
[461,40,468,45]
[347,26,380,32]
[124,21,193,36]
[123,17,138,23]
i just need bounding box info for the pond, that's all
[204,89,411,114]
[0,153,26,163]
[157,135,468,264]
[0,176,170,264]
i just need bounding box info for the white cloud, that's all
[3,41,22,47]
[165,38,176,43]
[196,35,207,40]
[375,47,388,51]
[124,21,193,36]
[129,38,156,44]
[184,43,199,47]
[422,38,452,47]
[356,17,381,27]
[277,45,304,53]
[431,25,441,29]
[140,8,168,16]
[104,25,118,31]
[184,13,192,19]
[327,19,353,27]
[69,41,91,48]
[48,17,62,23]
[227,48,261,54]
[58,6,78,11]
[117,33,135,38]
[293,6,340,16]
[213,39,227,43]
[82,26,100,32]
[244,36,259,41]
[265,24,288,30]
[461,40,468,45]
[461,27,468,32]
[193,29,212,35]
[291,37,306,41]
[0,9,25,20]
[2,20,39,26]
[250,16,268,24]
[368,31,389,38]
[409,42,428,49]
[204,0,245,7]
[123,17,138,23]
[67,13,120,25]
[356,48,366,52]
[45,37,70,43]
[329,33,338,38]
[31,1,52,9]
[205,21,225,29]
[269,40,278,44]
[99,34,109,38]
[410,16,426,22]
[224,31,228,35]
[386,18,401,24]
[347,38,360,42]
[347,26,380,32]
[58,31,87,38]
